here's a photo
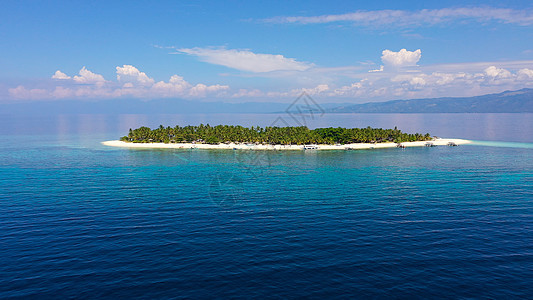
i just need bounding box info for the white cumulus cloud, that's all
[116,65,155,86]
[8,60,533,102]
[151,75,192,97]
[52,70,71,80]
[369,65,384,72]
[189,84,230,97]
[484,66,512,78]
[381,49,421,67]
[8,86,49,100]
[177,47,313,73]
[517,68,533,80]
[73,67,106,84]
[9,65,230,100]
[301,84,329,95]
[331,81,366,97]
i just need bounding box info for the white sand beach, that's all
[102,138,472,150]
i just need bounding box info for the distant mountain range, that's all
[327,88,533,113]
[2,88,532,114]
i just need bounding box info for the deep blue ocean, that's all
[1,113,532,298]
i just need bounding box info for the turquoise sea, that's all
[0,113,532,298]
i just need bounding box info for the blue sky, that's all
[1,0,533,103]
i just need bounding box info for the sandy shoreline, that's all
[102,138,472,150]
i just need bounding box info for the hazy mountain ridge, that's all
[328,88,533,113]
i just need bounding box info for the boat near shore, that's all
[303,145,319,150]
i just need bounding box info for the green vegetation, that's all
[120,124,432,144]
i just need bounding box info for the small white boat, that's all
[303,145,319,150]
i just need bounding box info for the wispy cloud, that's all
[264,7,533,27]
[175,47,313,73]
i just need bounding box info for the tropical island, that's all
[102,124,471,150]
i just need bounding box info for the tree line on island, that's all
[121,124,432,145]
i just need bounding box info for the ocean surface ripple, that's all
[1,140,532,298]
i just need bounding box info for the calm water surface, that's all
[0,114,532,298]
[1,113,532,142]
